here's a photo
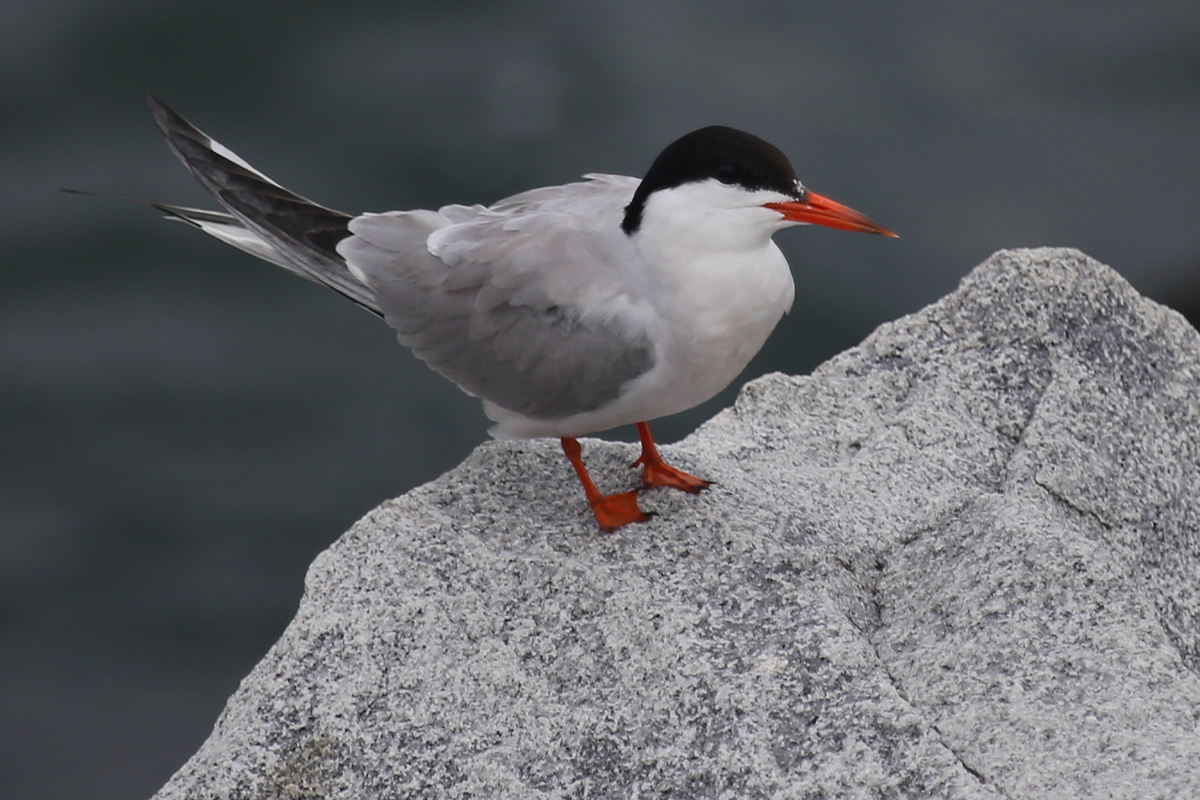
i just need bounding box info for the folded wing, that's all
[148,99,655,423]
[340,198,656,421]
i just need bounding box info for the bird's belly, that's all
[655,306,785,411]
[640,247,795,416]
[485,244,793,439]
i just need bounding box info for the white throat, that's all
[633,179,796,254]
[626,179,797,410]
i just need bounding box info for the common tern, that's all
[125,97,895,532]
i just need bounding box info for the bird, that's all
[120,96,895,532]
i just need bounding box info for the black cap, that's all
[622,126,803,234]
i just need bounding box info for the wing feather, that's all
[146,96,380,315]
[339,183,655,422]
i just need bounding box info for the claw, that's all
[637,458,711,494]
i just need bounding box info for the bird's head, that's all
[622,126,896,243]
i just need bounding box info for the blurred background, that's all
[2,1,1199,797]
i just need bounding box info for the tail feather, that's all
[146,95,381,315]
[63,189,312,275]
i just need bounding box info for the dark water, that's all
[2,2,1199,797]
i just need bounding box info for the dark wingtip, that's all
[145,93,170,115]
[145,93,169,126]
[59,188,196,224]
[145,94,200,142]
[61,187,145,204]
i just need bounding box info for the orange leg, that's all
[633,421,711,493]
[561,437,652,532]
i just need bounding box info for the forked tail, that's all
[145,95,380,315]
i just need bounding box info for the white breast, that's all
[485,178,798,439]
[629,180,797,409]
[633,242,794,421]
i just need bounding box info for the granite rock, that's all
[154,248,1200,799]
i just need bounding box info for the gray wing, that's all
[139,99,654,422]
[339,195,656,421]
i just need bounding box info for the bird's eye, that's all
[715,163,738,184]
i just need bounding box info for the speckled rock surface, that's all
[153,248,1200,799]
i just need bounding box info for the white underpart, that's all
[491,179,799,438]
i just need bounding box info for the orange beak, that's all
[765,191,898,237]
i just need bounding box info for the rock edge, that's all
[155,248,1200,799]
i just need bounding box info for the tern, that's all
[120,97,895,532]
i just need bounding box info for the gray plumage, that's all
[341,201,655,420]
[146,97,655,425]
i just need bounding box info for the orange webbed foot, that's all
[589,489,655,533]
[561,436,654,533]
[632,421,711,494]
[634,455,711,494]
